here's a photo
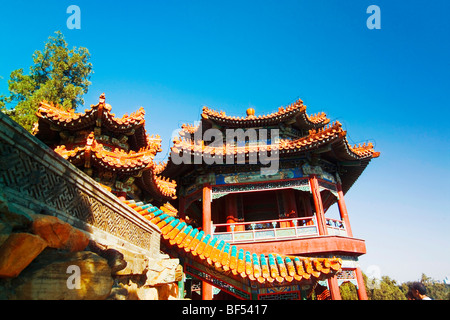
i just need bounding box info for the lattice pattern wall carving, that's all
[0,113,159,253]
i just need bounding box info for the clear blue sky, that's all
[1,0,449,283]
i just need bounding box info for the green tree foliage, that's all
[360,272,450,300]
[339,282,359,300]
[0,31,93,132]
[368,275,406,300]
[339,272,406,300]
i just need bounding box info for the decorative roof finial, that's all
[246,108,255,118]
[99,93,105,105]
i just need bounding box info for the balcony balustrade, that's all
[325,217,348,236]
[211,216,347,243]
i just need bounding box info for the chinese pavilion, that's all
[33,93,177,205]
[32,94,376,300]
[162,98,380,300]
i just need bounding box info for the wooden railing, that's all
[326,218,347,236]
[212,216,318,243]
[212,216,348,243]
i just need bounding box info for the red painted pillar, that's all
[202,184,212,234]
[202,184,213,300]
[336,183,353,237]
[309,175,327,235]
[355,267,368,300]
[328,275,342,300]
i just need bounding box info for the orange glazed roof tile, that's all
[171,121,379,161]
[153,161,168,175]
[160,202,178,217]
[54,132,156,174]
[180,123,200,135]
[35,94,177,201]
[52,133,177,200]
[200,98,330,128]
[280,121,380,160]
[153,172,178,199]
[135,168,177,200]
[124,199,342,285]
[37,95,145,132]
[35,94,149,151]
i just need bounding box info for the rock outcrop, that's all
[8,250,113,300]
[0,202,181,300]
[0,233,47,278]
[0,200,114,300]
[30,214,89,252]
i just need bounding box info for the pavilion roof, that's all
[141,169,177,200]
[125,199,342,285]
[35,94,148,151]
[51,132,177,199]
[170,121,379,162]
[36,93,145,131]
[279,121,380,159]
[34,94,177,201]
[164,110,379,195]
[53,132,156,174]
[200,98,330,129]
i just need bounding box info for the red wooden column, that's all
[202,184,212,234]
[308,175,327,235]
[328,275,342,300]
[336,183,353,237]
[355,267,368,300]
[202,184,213,300]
